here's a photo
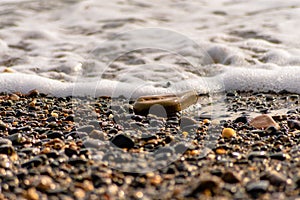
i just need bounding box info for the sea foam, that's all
[1,65,300,98]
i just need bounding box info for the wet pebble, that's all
[234,116,248,124]
[64,148,78,157]
[221,171,240,183]
[0,145,15,156]
[46,131,64,139]
[0,120,7,131]
[6,133,22,144]
[180,116,197,130]
[189,175,221,197]
[248,151,268,160]
[222,128,236,138]
[261,170,287,186]
[270,152,289,161]
[111,134,134,149]
[287,119,300,130]
[246,181,269,197]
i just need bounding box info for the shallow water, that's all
[0,0,300,97]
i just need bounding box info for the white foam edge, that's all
[0,65,300,98]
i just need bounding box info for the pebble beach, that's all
[0,90,300,199]
[1,0,300,199]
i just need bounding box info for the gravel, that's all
[0,91,300,199]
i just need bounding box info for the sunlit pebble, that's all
[216,148,226,155]
[203,119,210,124]
[108,184,118,195]
[188,149,200,156]
[82,180,94,191]
[0,168,6,175]
[182,131,188,137]
[74,188,85,199]
[150,175,162,185]
[135,191,144,199]
[25,188,39,200]
[29,99,36,107]
[9,94,20,101]
[119,190,125,198]
[222,128,236,138]
[108,114,114,119]
[146,172,155,178]
[51,112,59,118]
[207,153,216,160]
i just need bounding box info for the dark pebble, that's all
[221,171,240,183]
[46,116,57,122]
[91,173,105,188]
[45,150,60,158]
[246,181,269,197]
[270,152,289,161]
[0,120,7,131]
[27,89,39,97]
[287,109,297,114]
[234,116,248,124]
[0,145,15,155]
[68,158,87,166]
[111,134,134,149]
[265,95,275,101]
[108,128,118,134]
[265,126,278,135]
[64,115,75,122]
[21,157,43,168]
[287,120,300,130]
[7,133,22,144]
[210,169,223,177]
[64,148,78,157]
[189,176,220,197]
[47,131,64,139]
[248,151,268,160]
[141,134,158,141]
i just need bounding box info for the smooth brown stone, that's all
[133,90,198,116]
[9,94,20,101]
[250,114,280,130]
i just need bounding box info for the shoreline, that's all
[0,91,300,199]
